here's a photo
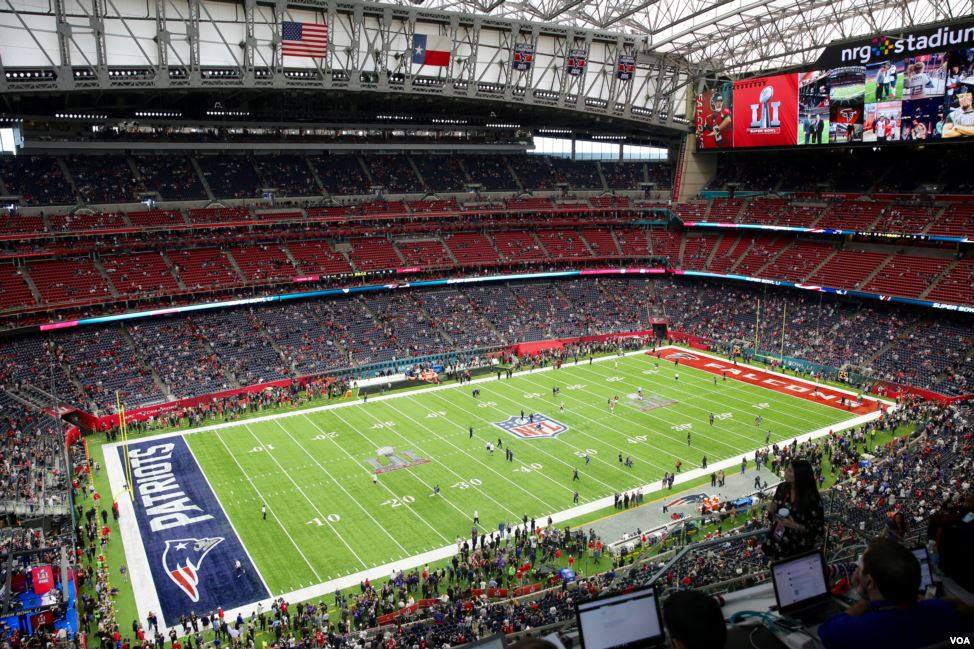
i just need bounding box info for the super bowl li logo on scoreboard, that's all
[748,84,781,134]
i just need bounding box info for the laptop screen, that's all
[772,551,829,609]
[912,547,933,591]
[576,587,664,649]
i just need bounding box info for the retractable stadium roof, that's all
[387,0,973,74]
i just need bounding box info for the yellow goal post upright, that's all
[116,391,135,501]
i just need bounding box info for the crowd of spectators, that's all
[197,155,263,200]
[0,286,972,648]
[65,155,142,205]
[75,394,970,649]
[135,156,209,202]
[2,278,972,418]
[0,390,68,514]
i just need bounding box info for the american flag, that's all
[281,21,328,58]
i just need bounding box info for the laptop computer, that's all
[912,546,936,594]
[771,549,843,627]
[576,585,666,649]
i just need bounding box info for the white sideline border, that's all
[103,345,893,633]
[104,443,166,629]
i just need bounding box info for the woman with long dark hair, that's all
[763,458,825,559]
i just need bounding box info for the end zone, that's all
[654,347,885,415]
[105,437,269,629]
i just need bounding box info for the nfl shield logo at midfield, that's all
[493,414,568,439]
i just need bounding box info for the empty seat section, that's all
[581,229,620,257]
[230,244,299,282]
[444,233,500,264]
[535,230,591,259]
[101,252,179,297]
[286,241,353,275]
[28,258,112,305]
[347,237,402,271]
[168,248,241,289]
[395,239,451,267]
[492,231,546,261]
[137,155,208,201]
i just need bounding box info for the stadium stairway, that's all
[190,156,216,201]
[753,240,794,278]
[857,253,895,288]
[703,234,724,269]
[160,252,187,290]
[608,230,624,257]
[93,259,120,298]
[224,249,249,283]
[120,326,174,401]
[918,258,960,300]
[251,309,295,374]
[863,319,922,367]
[125,156,144,188]
[801,248,839,283]
[304,156,328,195]
[19,266,43,305]
[195,319,243,388]
[726,238,755,274]
[503,156,525,192]
[356,155,376,188]
[281,244,304,272]
[595,162,609,192]
[676,232,688,267]
[54,157,81,205]
[407,157,429,193]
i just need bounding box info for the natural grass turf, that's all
[184,352,852,594]
[88,349,869,634]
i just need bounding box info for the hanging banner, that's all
[513,43,535,72]
[566,48,587,76]
[616,54,636,81]
[32,564,55,595]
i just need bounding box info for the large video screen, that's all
[695,22,974,150]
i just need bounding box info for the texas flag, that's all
[412,34,451,67]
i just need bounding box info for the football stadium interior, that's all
[1,0,973,647]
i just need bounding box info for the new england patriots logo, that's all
[493,414,568,439]
[665,493,708,507]
[162,537,224,602]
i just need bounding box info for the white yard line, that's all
[211,427,323,581]
[322,408,484,535]
[269,416,447,548]
[183,441,274,596]
[243,422,377,566]
[197,406,887,638]
[102,348,652,450]
[379,397,565,512]
[107,344,895,634]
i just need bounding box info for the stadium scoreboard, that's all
[695,19,974,150]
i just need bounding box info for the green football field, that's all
[865,76,905,104]
[830,84,865,102]
[798,119,831,145]
[171,351,856,596]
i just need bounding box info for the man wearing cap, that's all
[944,89,974,137]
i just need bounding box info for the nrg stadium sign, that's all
[816,19,974,67]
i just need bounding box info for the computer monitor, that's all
[912,546,934,592]
[575,586,665,649]
[771,549,831,613]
